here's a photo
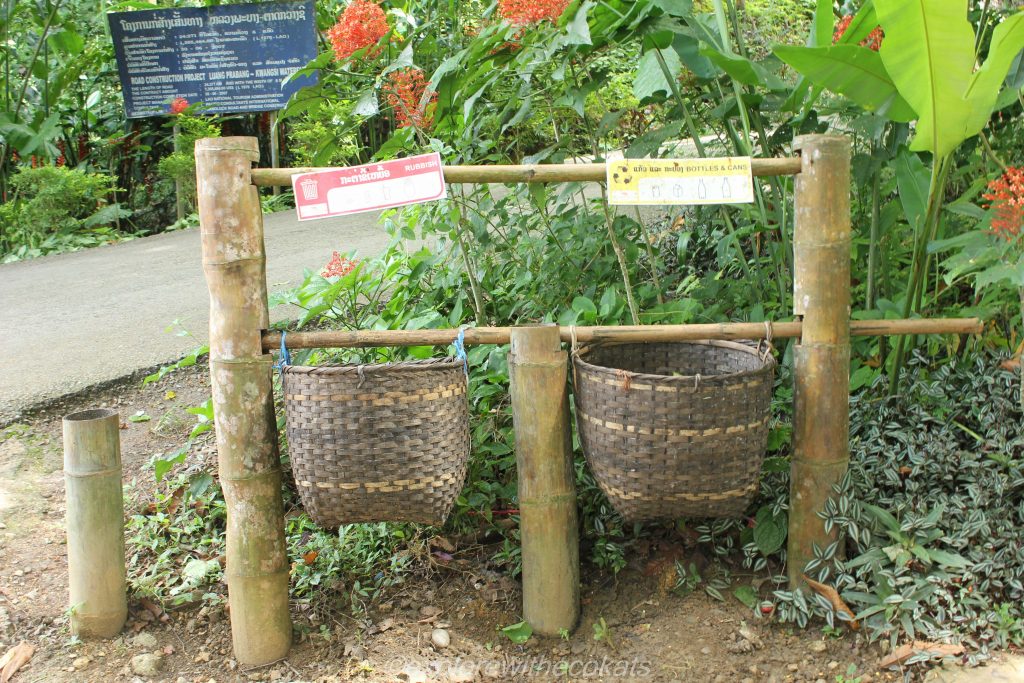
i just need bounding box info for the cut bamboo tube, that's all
[261,317,981,351]
[250,157,803,187]
[63,408,127,639]
[196,136,291,665]
[509,325,580,636]
[788,135,852,589]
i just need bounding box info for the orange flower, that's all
[169,97,189,115]
[322,251,360,278]
[385,68,437,129]
[497,0,569,26]
[983,166,1024,241]
[833,14,884,51]
[327,0,389,61]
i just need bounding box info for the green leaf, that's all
[894,148,929,233]
[810,0,833,48]
[564,2,593,46]
[572,296,598,318]
[773,45,915,122]
[353,89,379,117]
[753,507,786,555]
[700,47,785,90]
[927,548,970,569]
[960,13,1024,143]
[863,503,901,534]
[501,621,533,643]
[129,410,151,423]
[876,0,975,157]
[633,48,681,101]
[733,585,758,609]
[976,263,1024,290]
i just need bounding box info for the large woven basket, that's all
[281,358,471,527]
[572,340,775,521]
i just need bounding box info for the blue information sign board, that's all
[107,1,318,118]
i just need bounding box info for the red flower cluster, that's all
[983,166,1024,241]
[497,0,569,25]
[386,68,436,129]
[327,0,389,61]
[169,97,189,115]
[833,15,884,51]
[322,252,360,278]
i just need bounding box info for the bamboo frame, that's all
[261,318,981,351]
[788,135,852,588]
[193,135,984,654]
[249,157,803,187]
[197,138,292,665]
[509,326,580,635]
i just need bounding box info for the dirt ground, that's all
[0,367,999,683]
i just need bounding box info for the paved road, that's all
[0,209,395,423]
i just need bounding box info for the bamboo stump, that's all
[196,136,291,664]
[788,135,852,588]
[509,325,580,636]
[64,408,127,638]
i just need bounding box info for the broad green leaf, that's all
[894,148,929,233]
[501,621,533,643]
[633,48,681,101]
[700,47,785,90]
[833,1,878,47]
[927,548,970,569]
[753,507,787,555]
[649,0,693,17]
[563,2,593,46]
[863,503,901,534]
[353,90,379,116]
[810,0,833,47]
[773,45,915,121]
[876,0,975,157]
[976,263,1024,290]
[733,585,758,609]
[960,13,1024,142]
[1006,47,1024,89]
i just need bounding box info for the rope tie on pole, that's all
[760,320,775,363]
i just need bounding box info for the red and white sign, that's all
[291,152,447,221]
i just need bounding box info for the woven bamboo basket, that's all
[572,340,775,521]
[281,358,471,527]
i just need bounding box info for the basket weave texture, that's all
[282,357,471,527]
[572,340,775,521]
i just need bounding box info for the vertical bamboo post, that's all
[508,325,580,635]
[196,136,291,664]
[788,135,852,588]
[269,111,281,197]
[63,408,127,639]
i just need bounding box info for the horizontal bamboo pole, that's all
[250,157,803,187]
[261,317,981,351]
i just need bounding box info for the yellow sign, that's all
[606,157,754,206]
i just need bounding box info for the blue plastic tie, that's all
[454,327,468,377]
[275,331,291,371]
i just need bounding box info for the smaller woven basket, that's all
[282,357,470,527]
[572,340,775,521]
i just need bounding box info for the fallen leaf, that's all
[999,357,1020,372]
[139,597,163,620]
[803,575,859,630]
[879,641,964,668]
[0,641,35,683]
[162,645,175,656]
[164,390,176,400]
[302,550,319,565]
[429,536,455,553]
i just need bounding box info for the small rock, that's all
[810,640,828,653]
[132,632,158,649]
[828,661,839,670]
[72,656,91,669]
[431,628,451,649]
[194,650,211,663]
[401,666,428,683]
[788,663,800,672]
[447,664,475,683]
[131,652,164,678]
[419,605,442,619]
[816,679,827,683]
[700,647,712,655]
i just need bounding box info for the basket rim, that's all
[572,339,776,384]
[281,356,463,376]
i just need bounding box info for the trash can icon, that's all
[300,178,319,200]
